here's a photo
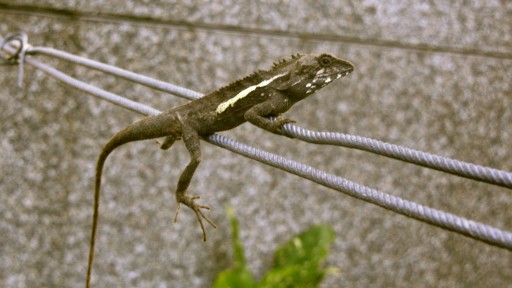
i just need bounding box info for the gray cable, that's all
[283,125,512,189]
[1,33,511,250]
[207,134,512,250]
[27,46,203,101]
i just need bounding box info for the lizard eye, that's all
[319,55,332,66]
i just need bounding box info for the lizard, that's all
[86,53,354,287]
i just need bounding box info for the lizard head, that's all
[278,53,354,98]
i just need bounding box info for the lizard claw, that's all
[274,118,296,136]
[174,195,217,241]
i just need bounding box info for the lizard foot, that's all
[274,118,296,136]
[174,195,217,241]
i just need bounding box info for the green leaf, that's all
[258,264,325,288]
[213,206,256,288]
[213,267,257,288]
[273,225,335,268]
[226,205,245,268]
[257,225,336,287]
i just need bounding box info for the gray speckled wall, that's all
[1,1,511,287]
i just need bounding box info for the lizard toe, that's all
[174,194,217,241]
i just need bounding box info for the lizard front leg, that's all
[244,89,296,136]
[173,123,216,241]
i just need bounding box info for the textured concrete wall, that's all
[1,1,511,287]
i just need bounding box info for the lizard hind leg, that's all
[160,134,179,150]
[173,124,216,241]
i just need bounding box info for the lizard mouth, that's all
[338,70,351,78]
[314,68,352,87]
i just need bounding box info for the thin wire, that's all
[1,36,157,115]
[0,32,30,87]
[28,57,160,116]
[1,34,511,250]
[27,46,203,101]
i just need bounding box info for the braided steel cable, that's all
[26,46,204,100]
[207,134,512,250]
[283,126,512,189]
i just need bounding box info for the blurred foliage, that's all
[213,206,337,288]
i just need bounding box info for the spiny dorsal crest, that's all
[209,70,264,97]
[208,53,303,97]
[272,53,303,69]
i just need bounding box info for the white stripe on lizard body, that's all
[216,72,287,114]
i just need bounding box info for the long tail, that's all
[85,113,177,287]
[86,145,111,288]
